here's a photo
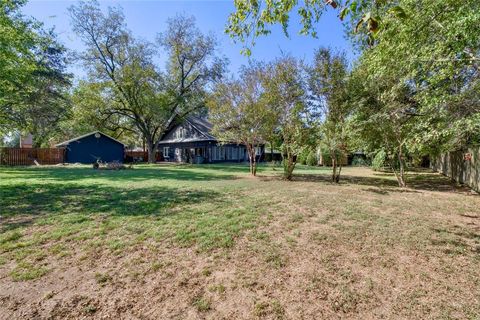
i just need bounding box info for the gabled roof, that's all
[159,115,217,143]
[55,131,125,147]
[184,115,216,140]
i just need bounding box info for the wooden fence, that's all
[431,146,480,193]
[0,147,65,166]
[125,150,162,162]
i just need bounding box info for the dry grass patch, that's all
[0,164,479,319]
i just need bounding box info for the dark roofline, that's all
[55,131,125,147]
[159,114,217,143]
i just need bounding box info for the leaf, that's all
[339,7,349,21]
[354,18,364,33]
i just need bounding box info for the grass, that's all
[0,163,479,318]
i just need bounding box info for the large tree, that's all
[69,1,225,162]
[308,48,351,183]
[349,63,418,187]
[262,56,312,180]
[347,0,480,186]
[208,63,275,176]
[1,0,72,146]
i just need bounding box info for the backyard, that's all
[0,164,479,319]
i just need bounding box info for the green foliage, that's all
[262,56,313,180]
[351,155,369,167]
[227,0,394,54]
[372,150,386,171]
[309,47,351,181]
[69,2,225,160]
[348,0,480,186]
[297,148,310,165]
[321,149,332,166]
[0,0,72,145]
[208,62,275,175]
[306,151,317,167]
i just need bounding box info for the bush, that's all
[351,155,370,167]
[321,149,332,166]
[372,150,386,171]
[306,151,317,166]
[297,149,310,165]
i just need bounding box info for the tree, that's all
[348,61,418,187]
[208,63,275,176]
[226,0,403,54]
[308,48,351,183]
[69,1,225,162]
[348,0,480,187]
[360,0,480,153]
[1,0,72,146]
[262,56,312,180]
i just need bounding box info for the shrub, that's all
[321,149,332,166]
[372,150,386,171]
[297,149,310,165]
[351,155,370,167]
[306,151,317,166]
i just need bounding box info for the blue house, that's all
[158,115,264,164]
[56,131,125,164]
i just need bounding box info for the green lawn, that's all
[0,164,479,319]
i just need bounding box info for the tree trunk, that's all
[391,155,406,188]
[283,153,296,181]
[146,139,156,164]
[331,154,337,183]
[336,163,342,183]
[270,141,274,162]
[397,148,406,187]
[247,144,257,176]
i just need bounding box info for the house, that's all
[158,115,263,163]
[56,131,125,164]
[20,134,33,148]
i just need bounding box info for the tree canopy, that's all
[1,0,72,146]
[69,1,226,161]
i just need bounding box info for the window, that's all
[163,147,169,157]
[175,127,187,139]
[255,147,262,156]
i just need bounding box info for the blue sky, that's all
[22,0,355,80]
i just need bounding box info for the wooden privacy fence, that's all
[125,150,162,162]
[431,146,480,193]
[0,147,65,166]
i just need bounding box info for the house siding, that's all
[158,141,255,164]
[63,134,125,164]
[157,116,264,164]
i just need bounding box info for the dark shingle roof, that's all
[185,115,215,140]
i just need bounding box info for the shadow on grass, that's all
[0,182,222,232]
[0,165,240,182]
[290,171,474,194]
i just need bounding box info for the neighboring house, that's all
[20,134,33,148]
[56,131,125,164]
[158,115,264,164]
